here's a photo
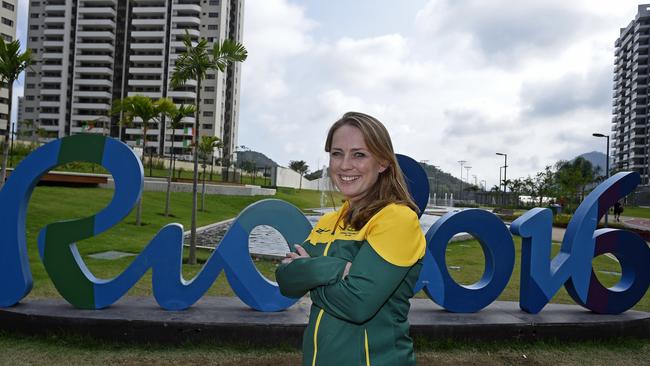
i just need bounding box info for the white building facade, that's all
[22,0,244,162]
[0,0,17,133]
[613,4,650,183]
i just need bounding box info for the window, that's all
[203,111,214,117]
[30,13,39,18]
[202,124,213,130]
[27,71,36,77]
[208,25,218,30]
[206,74,215,79]
[30,37,38,42]
[209,12,219,17]
[26,107,34,112]
[30,25,38,30]
[209,0,219,5]
[204,86,215,92]
[207,37,214,42]
[1,17,13,26]
[204,98,214,104]
[2,2,14,11]
[26,84,35,89]
[31,1,40,6]
[26,95,35,101]
[1,33,11,42]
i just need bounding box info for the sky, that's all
[13,0,649,188]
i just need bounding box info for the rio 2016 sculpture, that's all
[0,135,648,314]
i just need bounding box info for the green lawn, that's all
[620,206,650,219]
[0,333,647,365]
[7,186,649,364]
[22,186,328,298]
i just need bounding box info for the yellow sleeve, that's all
[365,204,426,267]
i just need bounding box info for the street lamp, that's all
[593,132,610,226]
[458,160,466,200]
[496,152,508,205]
[432,165,440,199]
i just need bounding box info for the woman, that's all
[276,112,426,365]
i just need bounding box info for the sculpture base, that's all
[0,297,648,345]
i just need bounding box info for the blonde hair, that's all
[325,111,418,230]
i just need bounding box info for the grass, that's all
[8,186,649,364]
[22,185,330,298]
[621,206,650,219]
[19,185,649,309]
[0,332,647,365]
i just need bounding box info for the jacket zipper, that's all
[312,241,333,366]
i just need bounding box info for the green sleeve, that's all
[309,243,410,324]
[276,256,349,298]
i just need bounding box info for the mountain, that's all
[235,150,279,168]
[575,151,607,175]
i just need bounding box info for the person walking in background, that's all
[614,201,624,222]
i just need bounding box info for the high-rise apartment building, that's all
[0,0,17,133]
[22,0,244,162]
[612,4,650,183]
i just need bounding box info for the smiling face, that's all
[329,124,387,206]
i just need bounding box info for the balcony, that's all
[73,101,111,109]
[174,4,202,12]
[129,54,162,62]
[132,18,166,26]
[41,88,63,95]
[76,42,115,51]
[41,76,63,83]
[43,40,65,47]
[131,42,165,50]
[78,7,116,17]
[167,90,196,99]
[39,112,61,119]
[75,54,114,62]
[43,28,66,35]
[76,67,113,77]
[45,5,66,12]
[131,31,163,39]
[77,31,115,40]
[41,52,64,59]
[129,67,163,74]
[128,79,163,86]
[171,28,200,37]
[132,6,167,14]
[44,17,66,24]
[75,90,113,99]
[173,16,201,26]
[75,78,113,87]
[127,91,162,98]
[77,18,116,28]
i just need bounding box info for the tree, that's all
[555,157,598,203]
[163,104,195,217]
[198,135,222,212]
[112,95,176,225]
[171,32,247,265]
[0,39,33,189]
[289,160,309,190]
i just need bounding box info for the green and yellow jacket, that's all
[276,202,426,366]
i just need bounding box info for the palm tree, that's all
[163,104,195,217]
[112,95,175,225]
[198,135,222,212]
[0,39,33,189]
[171,32,247,265]
[289,160,309,190]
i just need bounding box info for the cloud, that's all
[415,0,601,66]
[519,66,613,118]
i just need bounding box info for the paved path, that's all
[620,216,650,230]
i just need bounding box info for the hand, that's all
[281,244,311,264]
[342,262,352,279]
